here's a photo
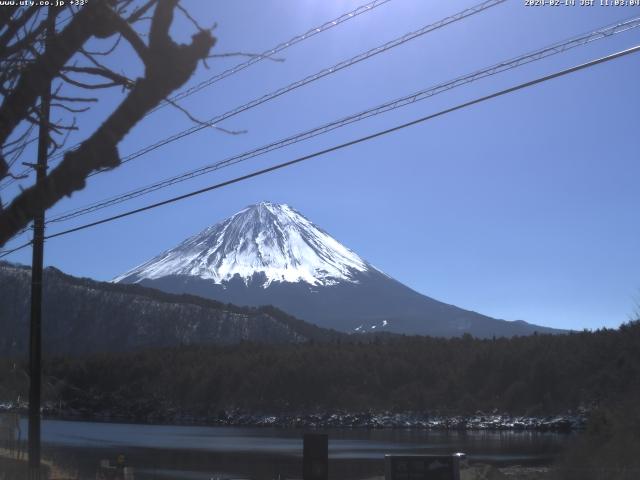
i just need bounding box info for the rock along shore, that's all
[2,402,587,432]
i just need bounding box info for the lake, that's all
[20,419,575,479]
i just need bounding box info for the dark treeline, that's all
[2,321,638,418]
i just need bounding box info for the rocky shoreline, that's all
[2,402,587,432]
[203,411,586,432]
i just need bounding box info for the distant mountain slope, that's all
[117,202,563,338]
[0,262,341,357]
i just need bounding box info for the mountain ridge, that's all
[116,202,564,338]
[0,261,343,356]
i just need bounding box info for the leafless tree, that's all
[0,0,216,246]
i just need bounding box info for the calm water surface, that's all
[20,419,575,479]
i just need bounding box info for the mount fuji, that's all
[115,202,561,338]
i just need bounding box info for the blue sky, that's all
[2,0,639,330]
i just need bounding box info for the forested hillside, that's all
[2,321,638,419]
[0,262,343,355]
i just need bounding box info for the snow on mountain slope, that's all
[114,202,566,338]
[114,202,373,287]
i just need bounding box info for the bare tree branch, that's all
[2,19,47,58]
[0,7,39,55]
[59,71,124,90]
[111,14,149,61]
[176,2,208,33]
[81,34,122,56]
[0,5,20,32]
[0,0,216,246]
[0,2,112,149]
[61,65,134,87]
[51,94,99,103]
[51,103,91,114]
[127,0,158,24]
[164,96,246,135]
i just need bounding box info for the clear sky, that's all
[2,0,639,331]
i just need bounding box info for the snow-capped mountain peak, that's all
[114,202,564,338]
[114,202,372,287]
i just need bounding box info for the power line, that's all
[2,0,506,191]
[100,0,505,173]
[45,14,640,225]
[152,0,393,113]
[29,43,638,245]
[2,42,636,256]
[0,240,33,259]
[0,0,392,190]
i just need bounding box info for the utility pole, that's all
[27,7,54,480]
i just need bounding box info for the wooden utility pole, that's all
[27,7,54,480]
